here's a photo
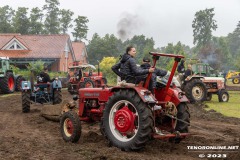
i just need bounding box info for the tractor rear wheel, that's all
[0,72,15,94]
[53,89,62,104]
[170,103,190,143]
[22,91,31,113]
[60,111,81,143]
[83,79,95,88]
[218,90,229,102]
[15,76,26,91]
[67,83,76,94]
[206,92,212,101]
[232,78,240,84]
[103,90,154,151]
[184,79,207,103]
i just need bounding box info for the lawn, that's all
[204,91,240,118]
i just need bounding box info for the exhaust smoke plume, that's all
[117,12,144,40]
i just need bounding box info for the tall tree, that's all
[87,33,122,64]
[192,8,217,49]
[29,7,44,34]
[12,7,30,34]
[72,16,89,41]
[228,21,240,56]
[0,5,15,33]
[59,9,74,34]
[43,0,60,34]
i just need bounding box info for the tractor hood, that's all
[156,71,181,87]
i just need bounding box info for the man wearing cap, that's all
[138,57,167,92]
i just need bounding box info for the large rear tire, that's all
[22,91,31,113]
[0,72,15,94]
[60,111,81,143]
[184,79,207,103]
[103,90,154,151]
[53,89,62,104]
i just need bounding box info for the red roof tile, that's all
[72,42,86,61]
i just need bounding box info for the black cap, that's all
[143,57,151,63]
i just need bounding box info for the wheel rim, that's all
[109,100,139,142]
[8,76,14,90]
[85,82,93,88]
[234,78,239,84]
[222,93,228,102]
[63,118,73,137]
[192,85,204,100]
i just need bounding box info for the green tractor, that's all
[0,57,25,94]
[187,59,223,77]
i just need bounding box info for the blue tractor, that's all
[21,78,62,113]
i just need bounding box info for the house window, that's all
[6,41,25,50]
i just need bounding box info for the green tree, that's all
[60,9,74,34]
[228,21,240,57]
[72,16,89,41]
[43,0,60,34]
[87,33,123,64]
[0,5,15,33]
[12,7,30,34]
[192,8,217,49]
[29,7,44,34]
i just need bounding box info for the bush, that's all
[100,57,118,85]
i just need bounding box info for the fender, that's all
[111,86,156,104]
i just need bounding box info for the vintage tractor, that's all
[67,64,107,94]
[60,52,190,151]
[0,57,25,93]
[203,77,229,102]
[21,77,62,113]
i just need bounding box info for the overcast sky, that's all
[1,0,240,48]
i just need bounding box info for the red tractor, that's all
[67,64,107,94]
[60,53,190,151]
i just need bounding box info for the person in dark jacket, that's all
[112,46,155,83]
[138,57,167,92]
[38,67,51,83]
[177,59,185,73]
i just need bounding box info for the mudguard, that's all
[111,86,156,104]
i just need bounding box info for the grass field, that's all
[204,91,240,118]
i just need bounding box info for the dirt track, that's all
[0,90,239,160]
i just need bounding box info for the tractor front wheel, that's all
[218,90,229,102]
[60,111,81,143]
[22,91,31,113]
[0,72,15,94]
[16,76,26,91]
[103,90,154,151]
[170,103,190,143]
